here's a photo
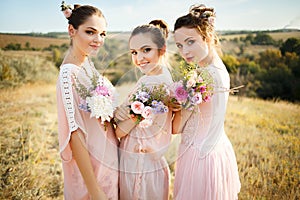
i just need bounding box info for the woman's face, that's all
[69,15,107,57]
[174,27,209,64]
[129,33,162,75]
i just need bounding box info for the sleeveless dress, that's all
[118,69,173,200]
[56,63,119,200]
[173,56,241,200]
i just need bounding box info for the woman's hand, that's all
[168,99,182,112]
[114,103,130,122]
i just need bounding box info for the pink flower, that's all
[63,9,72,19]
[94,86,109,96]
[208,17,215,26]
[199,85,207,93]
[175,86,188,102]
[203,94,211,102]
[139,119,153,128]
[141,106,153,119]
[131,101,144,114]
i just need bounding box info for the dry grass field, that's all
[0,34,69,49]
[0,82,299,199]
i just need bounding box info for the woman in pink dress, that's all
[56,2,118,199]
[114,20,173,200]
[172,4,241,199]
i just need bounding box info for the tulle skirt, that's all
[173,135,241,200]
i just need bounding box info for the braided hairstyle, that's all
[174,4,219,46]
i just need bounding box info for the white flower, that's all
[86,95,114,124]
[187,78,196,88]
[139,118,153,128]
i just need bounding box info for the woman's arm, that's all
[172,109,193,134]
[70,130,108,200]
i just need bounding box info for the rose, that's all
[175,86,188,102]
[63,9,72,19]
[141,106,153,119]
[203,94,211,102]
[131,101,144,114]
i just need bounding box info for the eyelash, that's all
[85,31,106,37]
[86,31,94,35]
[143,48,151,53]
[187,40,195,45]
[176,40,195,49]
[176,44,183,49]
[131,48,151,55]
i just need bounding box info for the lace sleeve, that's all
[59,65,78,132]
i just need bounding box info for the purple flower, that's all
[136,91,150,102]
[79,99,90,112]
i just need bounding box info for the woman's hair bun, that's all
[73,4,81,10]
[149,19,169,38]
[189,4,215,19]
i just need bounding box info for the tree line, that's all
[222,33,300,101]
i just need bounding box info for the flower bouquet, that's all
[129,84,169,128]
[73,68,117,124]
[170,61,214,110]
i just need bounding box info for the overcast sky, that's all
[0,0,299,33]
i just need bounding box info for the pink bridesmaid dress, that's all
[56,63,119,200]
[173,56,241,199]
[119,68,173,200]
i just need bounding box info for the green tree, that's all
[280,37,300,56]
[256,63,292,100]
[252,32,275,45]
[257,49,282,70]
[222,54,240,73]
[25,42,30,50]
